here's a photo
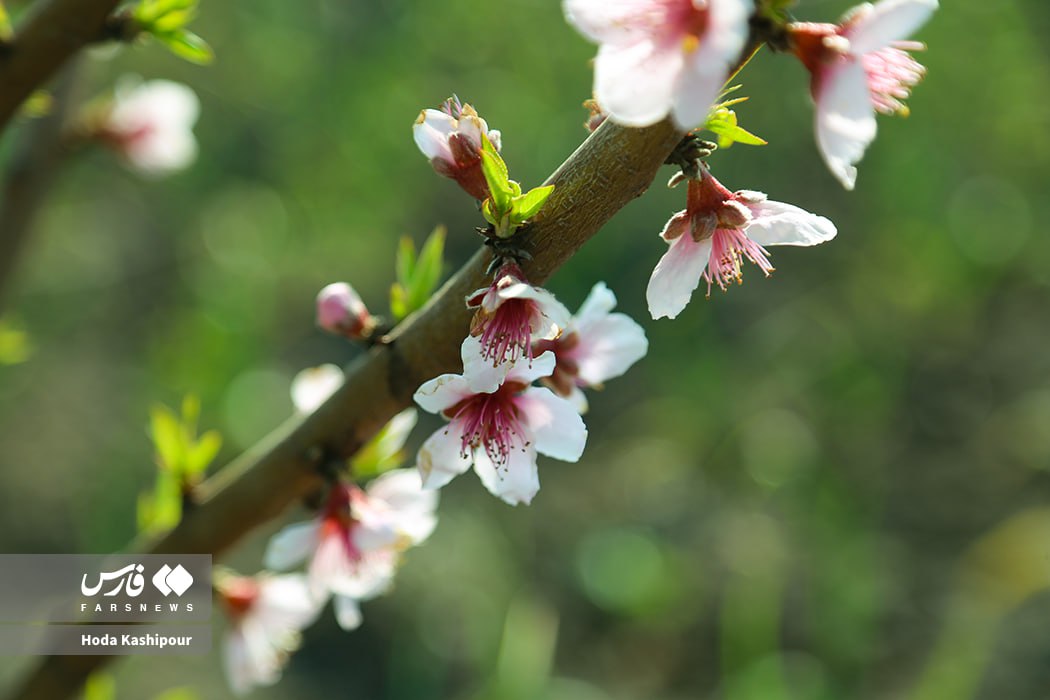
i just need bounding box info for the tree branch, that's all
[0,62,79,313]
[0,0,120,134]
[6,27,770,700]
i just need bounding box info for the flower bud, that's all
[316,283,374,339]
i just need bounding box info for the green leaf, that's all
[480,149,513,215]
[0,2,13,43]
[0,318,32,365]
[407,226,445,311]
[153,8,198,33]
[351,408,417,478]
[83,672,117,700]
[155,28,214,65]
[705,109,766,148]
[150,404,183,472]
[395,236,416,289]
[134,0,197,25]
[390,283,409,321]
[186,430,222,477]
[510,185,554,224]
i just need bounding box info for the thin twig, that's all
[0,63,79,313]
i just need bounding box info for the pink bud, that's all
[316,283,373,339]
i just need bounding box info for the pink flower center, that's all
[445,382,530,467]
[704,228,774,295]
[534,332,581,397]
[219,577,260,620]
[321,484,364,563]
[862,43,926,115]
[475,297,536,365]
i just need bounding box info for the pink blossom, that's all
[101,79,200,176]
[316,282,374,339]
[790,0,937,189]
[647,168,837,319]
[413,98,502,200]
[413,337,587,505]
[217,573,321,696]
[563,0,751,130]
[534,282,648,412]
[264,471,437,630]
[467,263,570,366]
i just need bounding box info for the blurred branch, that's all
[0,63,78,313]
[0,0,120,134]
[6,30,770,700]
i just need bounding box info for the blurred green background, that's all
[3,0,1050,698]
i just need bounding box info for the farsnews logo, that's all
[81,563,194,598]
[152,564,194,597]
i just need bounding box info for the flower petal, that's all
[848,0,937,55]
[671,0,749,129]
[472,438,540,506]
[505,349,557,386]
[413,109,456,162]
[264,521,320,571]
[815,60,878,190]
[291,364,344,414]
[646,233,712,320]
[517,387,587,462]
[573,313,649,386]
[417,421,474,490]
[573,282,617,330]
[745,199,838,247]
[333,594,363,631]
[595,40,683,127]
[563,0,671,45]
[461,335,512,393]
[413,373,473,414]
[363,468,439,544]
[255,574,321,635]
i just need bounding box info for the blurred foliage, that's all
[391,226,446,321]
[2,0,1050,698]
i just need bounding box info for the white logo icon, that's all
[81,564,146,597]
[152,564,194,597]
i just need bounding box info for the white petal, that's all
[255,574,321,634]
[670,0,749,129]
[472,437,540,506]
[815,60,878,190]
[264,521,320,571]
[848,0,937,55]
[573,314,649,386]
[595,40,683,127]
[573,282,617,330]
[461,335,512,393]
[223,625,275,696]
[563,0,663,44]
[333,594,363,631]
[307,533,352,601]
[363,468,439,544]
[646,233,712,320]
[291,364,344,413]
[505,350,557,386]
[566,385,590,414]
[417,421,474,490]
[745,200,838,247]
[412,109,456,162]
[517,387,587,462]
[413,373,473,414]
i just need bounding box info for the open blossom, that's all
[790,0,938,189]
[467,263,570,366]
[217,573,321,696]
[647,168,837,319]
[563,0,751,130]
[414,337,587,505]
[534,283,648,413]
[100,79,200,176]
[413,97,502,200]
[264,471,437,630]
[316,282,374,339]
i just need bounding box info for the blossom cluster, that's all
[189,0,936,694]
